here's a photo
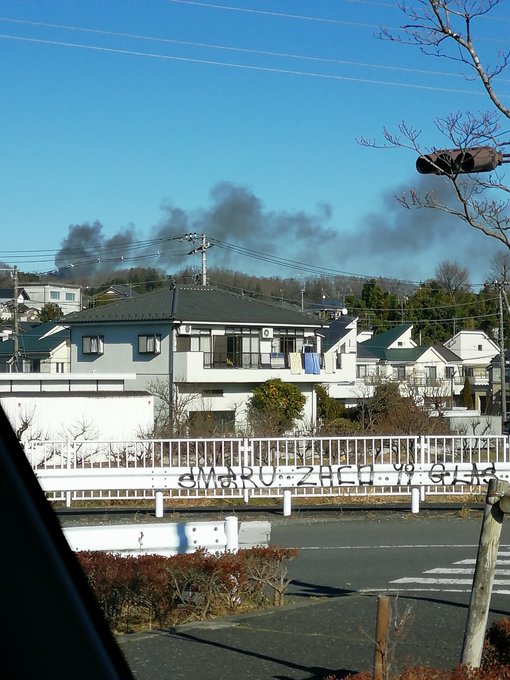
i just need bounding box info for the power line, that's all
[166,0,510,27]
[165,0,386,27]
[0,33,502,97]
[0,16,487,84]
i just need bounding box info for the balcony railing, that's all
[203,352,323,370]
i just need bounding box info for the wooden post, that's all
[461,478,509,668]
[373,595,391,680]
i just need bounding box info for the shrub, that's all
[248,378,306,435]
[77,546,298,632]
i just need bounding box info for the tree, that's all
[366,1,510,251]
[489,252,510,284]
[39,302,63,322]
[434,261,471,300]
[248,378,306,435]
[144,378,199,437]
[461,376,474,409]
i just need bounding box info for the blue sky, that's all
[1,0,509,289]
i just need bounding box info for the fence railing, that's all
[26,434,510,507]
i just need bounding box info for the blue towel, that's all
[304,353,321,375]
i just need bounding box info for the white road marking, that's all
[299,544,482,550]
[359,549,510,594]
[425,568,510,575]
[362,588,510,594]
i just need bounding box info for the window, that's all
[55,362,65,373]
[478,344,483,351]
[22,359,40,372]
[357,365,368,378]
[425,365,437,380]
[50,291,60,300]
[203,388,224,396]
[396,366,406,380]
[82,335,104,355]
[65,292,76,302]
[138,334,161,354]
[445,366,455,378]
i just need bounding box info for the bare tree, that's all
[362,1,510,250]
[143,378,204,437]
[435,260,471,298]
[489,251,510,283]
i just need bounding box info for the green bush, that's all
[248,378,306,434]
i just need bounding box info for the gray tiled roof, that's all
[322,316,354,352]
[65,285,323,327]
[433,344,462,363]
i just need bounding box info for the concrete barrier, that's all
[63,518,271,556]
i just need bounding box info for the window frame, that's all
[138,334,161,355]
[82,335,104,355]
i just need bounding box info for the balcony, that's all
[203,352,300,369]
[172,351,334,384]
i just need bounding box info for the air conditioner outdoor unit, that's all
[261,327,273,339]
[177,324,192,335]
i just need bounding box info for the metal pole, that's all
[155,490,164,518]
[201,233,207,286]
[499,283,507,430]
[411,487,420,513]
[283,489,292,516]
[461,478,509,668]
[224,516,239,553]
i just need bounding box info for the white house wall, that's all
[181,383,316,431]
[444,331,499,365]
[39,341,70,373]
[21,284,82,315]
[1,392,154,441]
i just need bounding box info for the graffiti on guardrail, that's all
[177,462,504,490]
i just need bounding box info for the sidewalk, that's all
[59,503,488,679]
[117,590,473,679]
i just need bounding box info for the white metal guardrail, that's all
[26,435,510,510]
[62,517,271,556]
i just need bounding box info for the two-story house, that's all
[64,284,361,432]
[20,283,82,315]
[0,321,70,373]
[443,330,499,412]
[356,324,463,406]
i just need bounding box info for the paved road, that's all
[115,510,510,679]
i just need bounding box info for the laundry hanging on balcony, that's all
[304,352,321,375]
[289,352,303,374]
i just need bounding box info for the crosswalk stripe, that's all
[424,568,510,575]
[359,549,510,595]
[361,588,510,594]
[391,577,510,585]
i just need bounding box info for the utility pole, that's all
[13,265,19,371]
[0,266,20,371]
[186,233,211,286]
[497,282,507,430]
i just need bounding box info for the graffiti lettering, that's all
[394,463,415,485]
[297,466,316,487]
[319,465,334,487]
[175,462,504,490]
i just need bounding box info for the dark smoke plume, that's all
[54,178,504,284]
